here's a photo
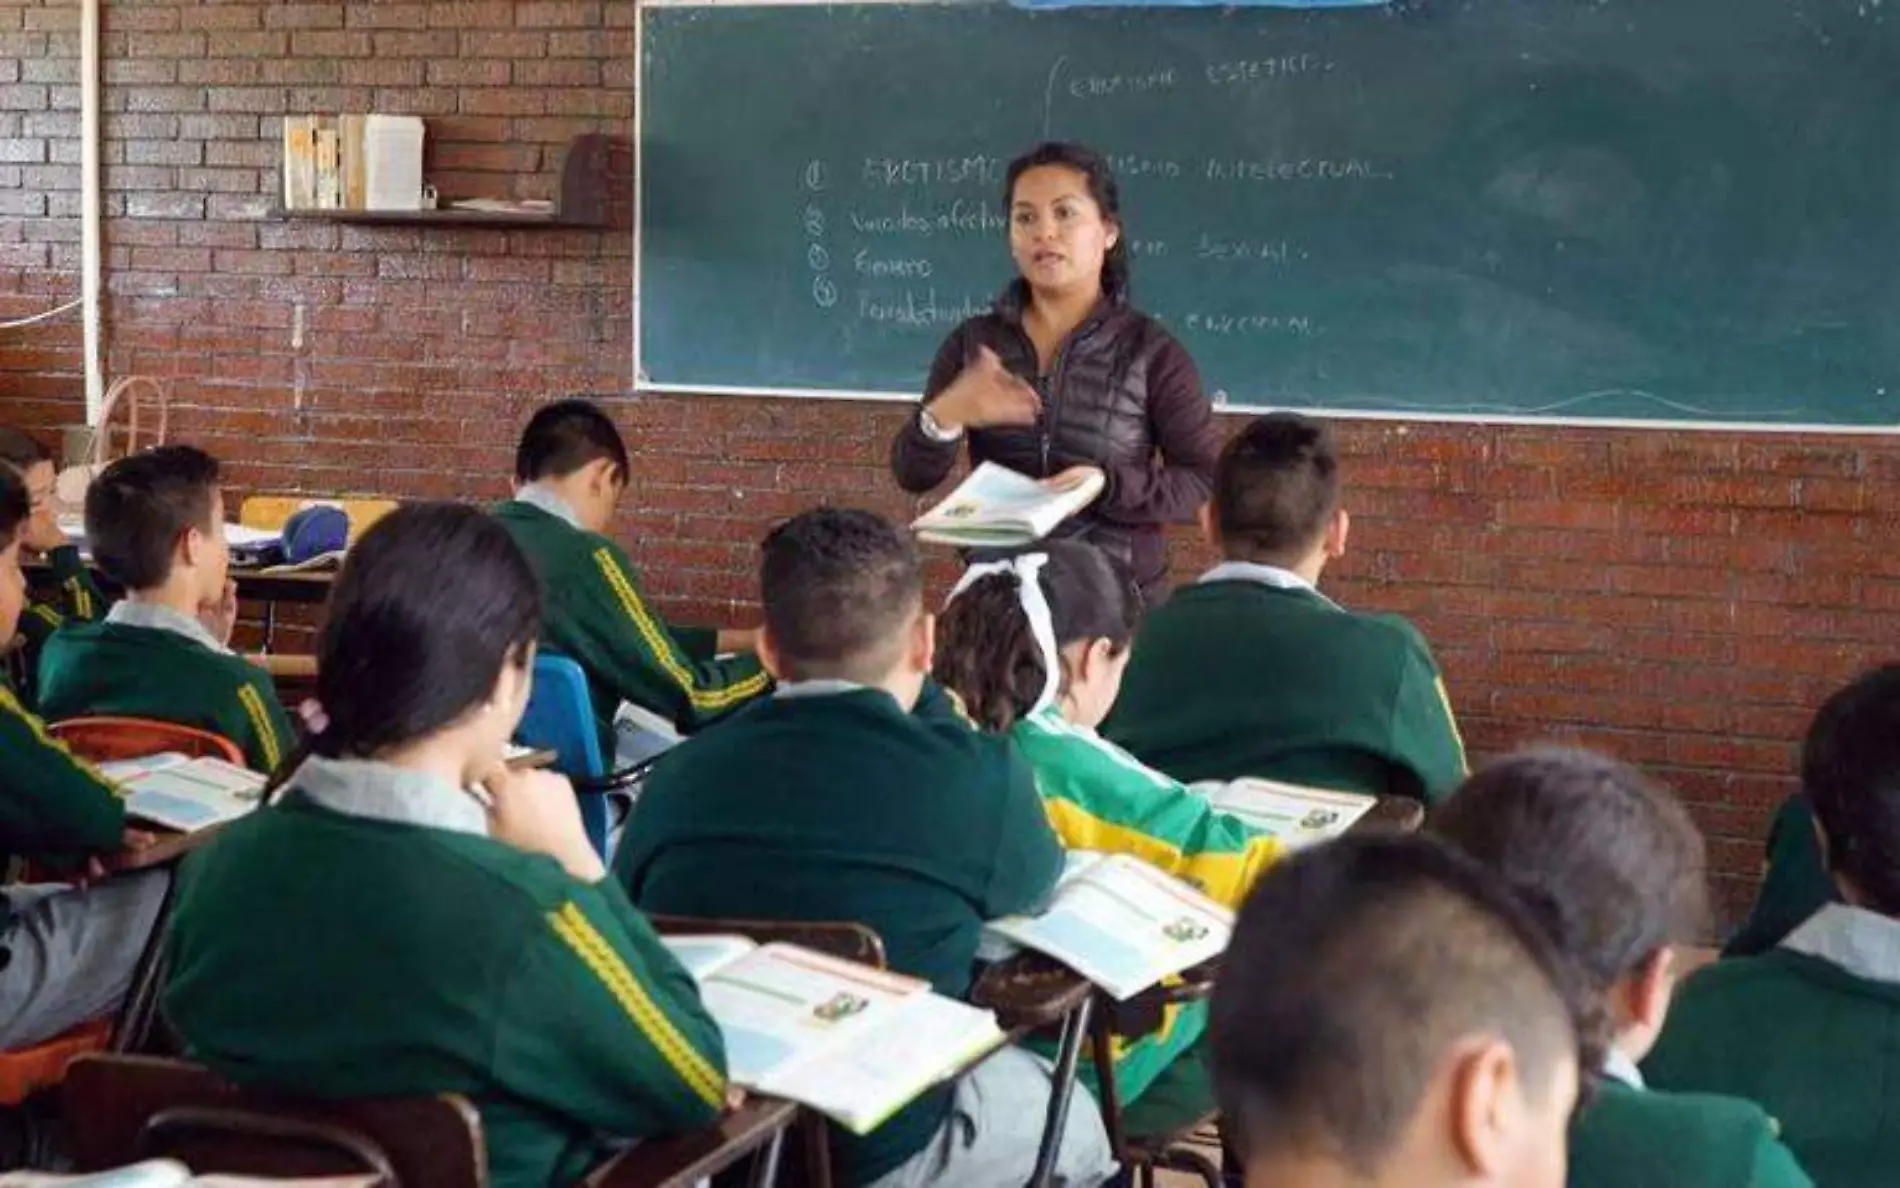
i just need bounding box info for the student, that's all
[1645,663,1900,1187]
[0,426,105,704]
[616,508,1114,1188]
[1723,794,1833,957]
[163,503,728,1188]
[933,540,1281,1124]
[492,399,770,758]
[1210,833,1585,1188]
[0,462,168,1049]
[1105,412,1465,803]
[35,446,293,774]
[1432,748,1812,1188]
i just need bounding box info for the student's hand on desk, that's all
[482,766,608,884]
[931,347,1040,431]
[79,829,158,885]
[198,580,240,647]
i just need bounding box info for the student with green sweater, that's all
[1105,412,1465,803]
[36,446,293,774]
[164,504,728,1188]
[492,399,770,758]
[934,539,1282,1127]
[1211,835,1585,1188]
[1433,749,1812,1188]
[1645,663,1900,1188]
[0,427,106,705]
[1723,795,1833,957]
[616,508,1114,1188]
[0,463,168,1049]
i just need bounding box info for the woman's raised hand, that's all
[929,347,1041,431]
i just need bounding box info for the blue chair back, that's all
[515,652,610,857]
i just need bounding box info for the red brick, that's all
[263,5,345,30]
[459,29,547,57]
[344,4,431,29]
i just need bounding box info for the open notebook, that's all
[1191,778,1377,849]
[663,936,1004,1134]
[984,852,1233,1001]
[911,462,1105,548]
[97,754,268,833]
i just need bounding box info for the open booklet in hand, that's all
[662,935,1005,1135]
[984,852,1233,1001]
[97,753,268,833]
[911,461,1106,548]
[1190,778,1377,849]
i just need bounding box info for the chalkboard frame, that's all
[632,0,1900,434]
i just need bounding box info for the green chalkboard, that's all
[638,0,1900,427]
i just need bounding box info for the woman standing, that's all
[890,141,1220,600]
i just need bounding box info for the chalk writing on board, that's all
[802,161,836,310]
[1204,157,1392,182]
[1127,238,1170,257]
[854,251,934,279]
[1196,235,1303,264]
[862,157,1006,188]
[1106,155,1186,180]
[1182,312,1319,337]
[1205,54,1332,84]
[859,289,989,328]
[848,201,1009,237]
[1068,68,1180,97]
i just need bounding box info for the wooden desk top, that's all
[584,1097,799,1188]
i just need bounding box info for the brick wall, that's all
[4,0,1897,924]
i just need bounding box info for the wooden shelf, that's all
[273,207,588,229]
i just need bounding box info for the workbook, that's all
[97,754,268,833]
[984,852,1233,1000]
[1191,778,1378,849]
[661,936,1006,1134]
[911,461,1106,547]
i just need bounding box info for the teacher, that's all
[889,141,1221,601]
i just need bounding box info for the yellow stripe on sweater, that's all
[27,604,62,629]
[63,577,93,620]
[547,902,725,1107]
[236,684,282,771]
[0,685,126,798]
[1042,798,1277,911]
[591,547,768,711]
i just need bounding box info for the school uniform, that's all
[1568,1048,1811,1187]
[1012,706,1281,1112]
[1724,795,1834,957]
[0,684,168,1048]
[616,680,1115,1188]
[9,544,107,707]
[37,602,295,774]
[1644,904,1900,1188]
[1104,561,1466,803]
[492,487,771,756]
[162,756,727,1188]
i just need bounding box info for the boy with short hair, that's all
[492,399,770,757]
[0,427,106,704]
[615,508,1114,1188]
[0,462,169,1048]
[1645,663,1900,1187]
[1433,748,1812,1188]
[1211,833,1585,1188]
[36,445,293,774]
[1105,412,1465,802]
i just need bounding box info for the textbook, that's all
[97,753,268,833]
[661,935,1006,1134]
[911,462,1106,548]
[984,852,1232,1000]
[0,1161,378,1188]
[1191,778,1377,849]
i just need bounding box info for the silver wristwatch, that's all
[917,405,965,442]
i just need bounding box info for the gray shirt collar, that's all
[775,678,871,701]
[1198,560,1342,610]
[516,483,583,530]
[292,756,489,837]
[1602,1046,1645,1089]
[1782,902,1900,984]
[107,599,230,655]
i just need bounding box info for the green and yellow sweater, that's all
[10,544,107,707]
[492,492,771,753]
[0,683,128,919]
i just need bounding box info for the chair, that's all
[0,1020,113,1108]
[514,653,661,859]
[651,914,893,1188]
[48,717,245,766]
[62,1053,486,1187]
[1086,967,1225,1188]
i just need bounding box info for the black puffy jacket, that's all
[891,285,1221,598]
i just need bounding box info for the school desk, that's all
[585,1095,800,1188]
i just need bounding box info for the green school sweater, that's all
[1725,796,1834,958]
[1012,706,1282,1109]
[1105,574,1466,803]
[615,681,1065,1186]
[37,616,295,775]
[491,500,771,752]
[11,545,107,708]
[164,786,727,1188]
[1569,1076,1812,1188]
[1645,910,1900,1188]
[0,683,127,879]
